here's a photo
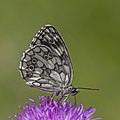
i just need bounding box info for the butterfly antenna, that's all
[78,87,99,91]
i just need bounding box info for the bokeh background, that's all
[0,0,120,120]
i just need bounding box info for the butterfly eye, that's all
[32,58,37,64]
[28,64,34,71]
[71,88,76,93]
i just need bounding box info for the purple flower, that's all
[10,96,100,120]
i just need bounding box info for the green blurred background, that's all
[0,0,120,119]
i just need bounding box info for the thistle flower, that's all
[10,96,100,120]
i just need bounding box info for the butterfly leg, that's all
[58,95,68,102]
[50,93,56,101]
[63,95,69,102]
[58,95,64,102]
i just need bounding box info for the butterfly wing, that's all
[19,25,73,93]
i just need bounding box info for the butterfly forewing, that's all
[19,24,73,95]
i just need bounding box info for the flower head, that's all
[11,96,100,120]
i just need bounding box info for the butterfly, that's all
[19,24,98,100]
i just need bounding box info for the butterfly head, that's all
[69,86,80,96]
[69,86,99,96]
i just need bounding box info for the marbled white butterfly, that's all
[19,25,98,100]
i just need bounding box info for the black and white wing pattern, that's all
[19,24,73,95]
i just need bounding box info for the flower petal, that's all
[10,96,99,120]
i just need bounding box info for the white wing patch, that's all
[50,71,62,82]
[60,72,65,82]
